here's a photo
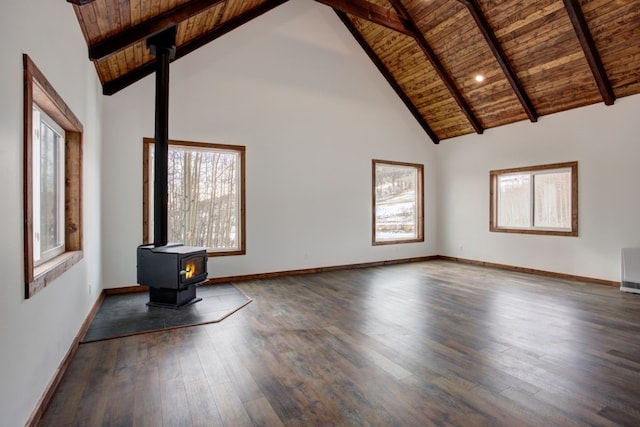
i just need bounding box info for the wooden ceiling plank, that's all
[562,0,615,105]
[458,0,537,122]
[337,12,439,143]
[388,0,483,134]
[89,0,226,61]
[314,0,412,36]
[118,0,131,29]
[103,0,290,95]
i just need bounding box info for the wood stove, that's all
[136,27,209,308]
[137,244,208,308]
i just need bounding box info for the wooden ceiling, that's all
[68,0,640,143]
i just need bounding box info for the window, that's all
[372,159,424,245]
[23,54,83,298]
[490,161,578,236]
[143,138,245,256]
[32,107,65,264]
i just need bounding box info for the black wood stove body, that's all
[137,244,208,308]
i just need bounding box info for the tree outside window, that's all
[143,138,246,256]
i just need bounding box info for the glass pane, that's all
[534,171,571,229]
[497,174,530,228]
[39,123,61,253]
[165,146,240,250]
[375,163,418,241]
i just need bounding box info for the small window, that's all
[143,138,246,256]
[372,159,424,245]
[490,161,578,236]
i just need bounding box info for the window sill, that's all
[31,251,83,296]
[489,227,578,237]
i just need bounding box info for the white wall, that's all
[0,1,103,426]
[101,0,438,287]
[5,0,635,422]
[437,94,640,281]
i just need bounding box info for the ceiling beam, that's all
[103,0,289,95]
[458,0,538,122]
[562,0,615,105]
[315,0,411,36]
[336,12,439,143]
[388,0,483,134]
[89,0,225,61]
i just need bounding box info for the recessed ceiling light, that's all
[475,74,484,83]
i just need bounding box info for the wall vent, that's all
[621,248,640,294]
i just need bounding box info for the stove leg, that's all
[147,285,202,309]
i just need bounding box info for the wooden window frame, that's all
[143,138,246,256]
[490,161,578,236]
[23,54,83,299]
[372,159,424,245]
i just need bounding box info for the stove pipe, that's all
[147,26,176,247]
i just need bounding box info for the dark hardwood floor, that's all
[40,260,640,426]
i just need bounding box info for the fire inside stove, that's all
[184,262,195,279]
[137,243,208,308]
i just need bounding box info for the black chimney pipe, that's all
[147,27,176,247]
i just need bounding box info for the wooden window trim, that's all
[143,137,246,256]
[489,161,578,236]
[23,54,83,298]
[372,159,424,245]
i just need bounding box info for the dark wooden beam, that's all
[103,0,289,95]
[562,0,615,105]
[458,0,538,122]
[335,11,439,144]
[388,0,483,134]
[67,0,95,5]
[89,0,225,61]
[315,0,411,36]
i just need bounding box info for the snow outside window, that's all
[373,160,424,245]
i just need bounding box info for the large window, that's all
[490,161,578,236]
[143,138,245,256]
[372,159,424,245]
[23,54,84,298]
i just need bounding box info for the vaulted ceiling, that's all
[68,0,640,143]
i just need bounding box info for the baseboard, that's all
[25,291,105,427]
[104,284,149,295]
[105,255,618,291]
[204,256,440,284]
[437,255,619,287]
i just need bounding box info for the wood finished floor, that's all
[40,261,640,426]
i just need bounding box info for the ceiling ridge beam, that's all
[459,0,538,122]
[102,0,289,95]
[562,0,615,105]
[388,0,483,134]
[89,0,226,61]
[335,11,439,144]
[315,0,411,36]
